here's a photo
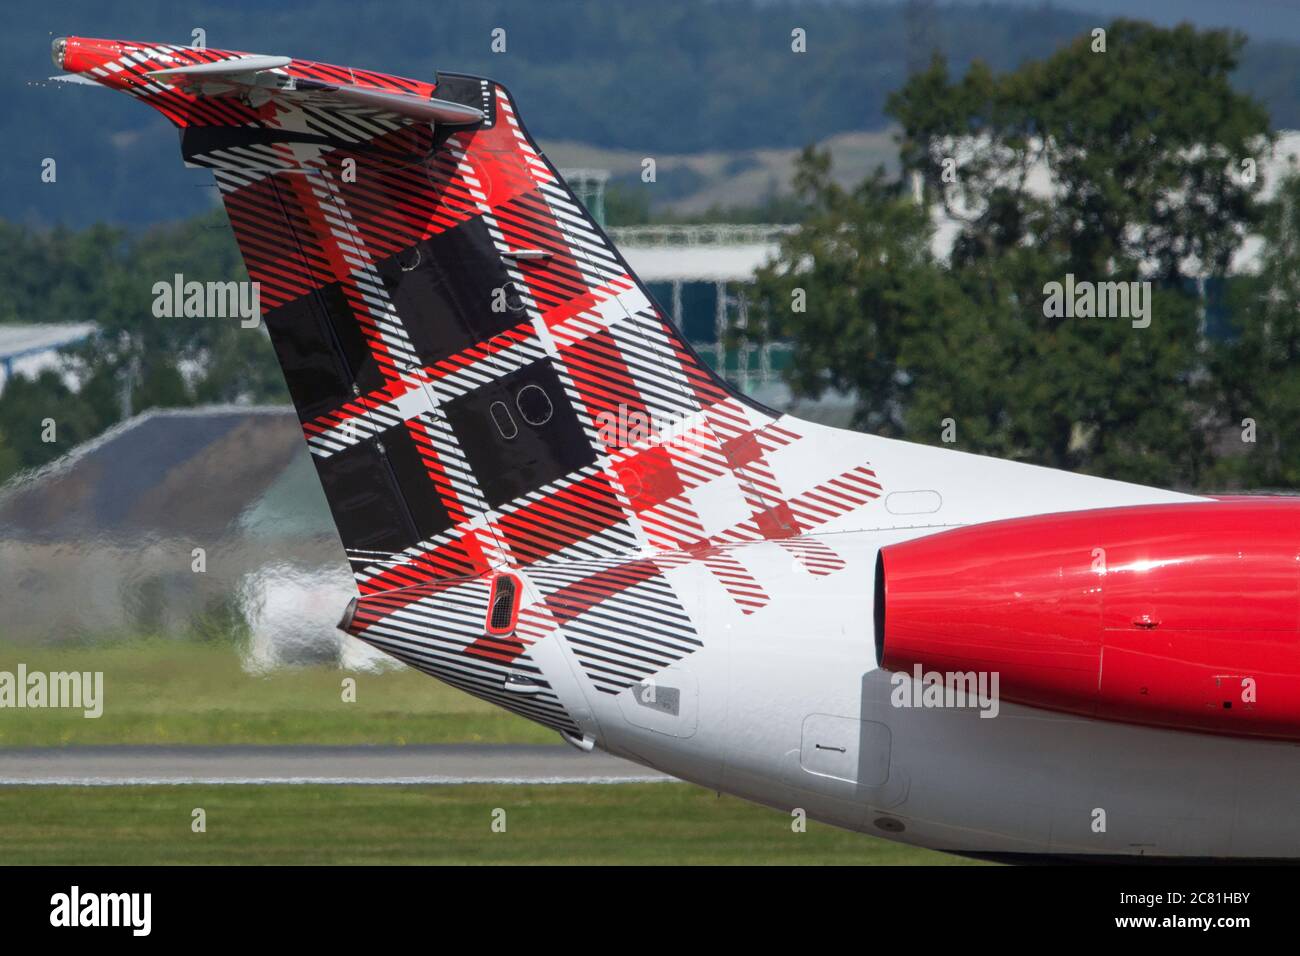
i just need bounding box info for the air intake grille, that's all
[487,575,519,633]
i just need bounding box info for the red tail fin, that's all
[63,37,879,598]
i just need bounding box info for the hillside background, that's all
[11,0,1300,227]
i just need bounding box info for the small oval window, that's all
[490,401,518,439]
[516,384,553,426]
[397,245,422,272]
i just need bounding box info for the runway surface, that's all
[0,744,674,786]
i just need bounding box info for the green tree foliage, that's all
[1212,172,1300,489]
[890,21,1269,278]
[0,427,23,478]
[750,149,934,435]
[0,369,116,474]
[757,21,1274,488]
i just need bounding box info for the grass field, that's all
[0,640,552,746]
[0,643,974,864]
[0,783,977,865]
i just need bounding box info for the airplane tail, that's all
[57,37,881,602]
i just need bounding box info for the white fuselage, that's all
[523,421,1300,860]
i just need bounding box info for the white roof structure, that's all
[0,323,96,360]
[610,225,792,282]
[0,322,96,388]
[621,243,779,282]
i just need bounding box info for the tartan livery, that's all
[63,37,883,716]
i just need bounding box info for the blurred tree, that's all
[758,20,1272,487]
[1211,171,1300,489]
[891,20,1270,279]
[0,368,114,476]
[0,428,19,478]
[751,149,934,435]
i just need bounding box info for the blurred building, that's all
[0,405,387,669]
[613,224,790,382]
[0,323,95,392]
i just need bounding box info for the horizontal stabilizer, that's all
[147,52,484,126]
